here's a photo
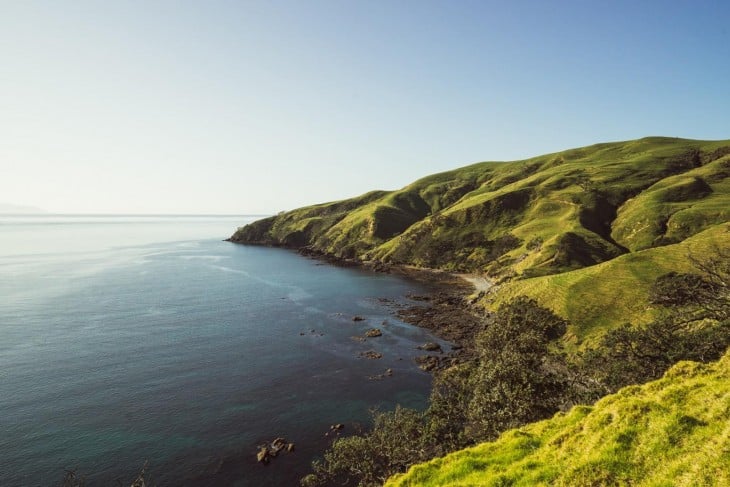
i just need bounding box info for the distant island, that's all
[231,136,730,486]
[0,202,47,214]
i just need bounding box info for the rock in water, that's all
[359,350,383,359]
[256,437,295,465]
[415,355,440,371]
[256,448,269,464]
[418,342,442,352]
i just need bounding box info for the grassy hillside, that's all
[386,350,730,487]
[231,136,730,339]
[490,222,730,346]
[232,137,729,275]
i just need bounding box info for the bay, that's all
[0,215,445,486]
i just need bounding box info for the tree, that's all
[467,297,568,440]
[424,363,476,454]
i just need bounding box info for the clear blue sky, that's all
[2,0,729,214]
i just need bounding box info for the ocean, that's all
[0,215,446,486]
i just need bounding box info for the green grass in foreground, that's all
[386,350,730,487]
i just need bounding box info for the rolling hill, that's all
[230,137,730,341]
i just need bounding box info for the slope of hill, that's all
[231,136,730,338]
[386,351,730,487]
[491,222,729,346]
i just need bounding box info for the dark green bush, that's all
[467,297,568,440]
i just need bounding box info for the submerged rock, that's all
[418,342,442,352]
[359,350,383,359]
[365,328,382,337]
[325,423,345,436]
[368,368,395,380]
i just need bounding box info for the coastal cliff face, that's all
[230,137,730,341]
[231,137,730,277]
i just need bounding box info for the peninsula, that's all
[230,136,730,486]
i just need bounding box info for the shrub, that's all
[526,236,543,251]
[579,317,730,393]
[467,297,568,440]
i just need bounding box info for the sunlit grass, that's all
[387,351,730,486]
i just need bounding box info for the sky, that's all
[1,0,729,214]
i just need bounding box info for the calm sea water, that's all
[0,215,445,486]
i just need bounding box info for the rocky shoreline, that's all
[294,244,490,363]
[385,268,488,370]
[227,240,489,369]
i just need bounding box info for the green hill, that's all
[386,350,730,487]
[231,136,730,338]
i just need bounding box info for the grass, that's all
[386,350,730,487]
[611,158,730,251]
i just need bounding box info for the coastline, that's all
[382,264,488,363]
[227,239,489,368]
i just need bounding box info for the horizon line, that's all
[0,212,272,217]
